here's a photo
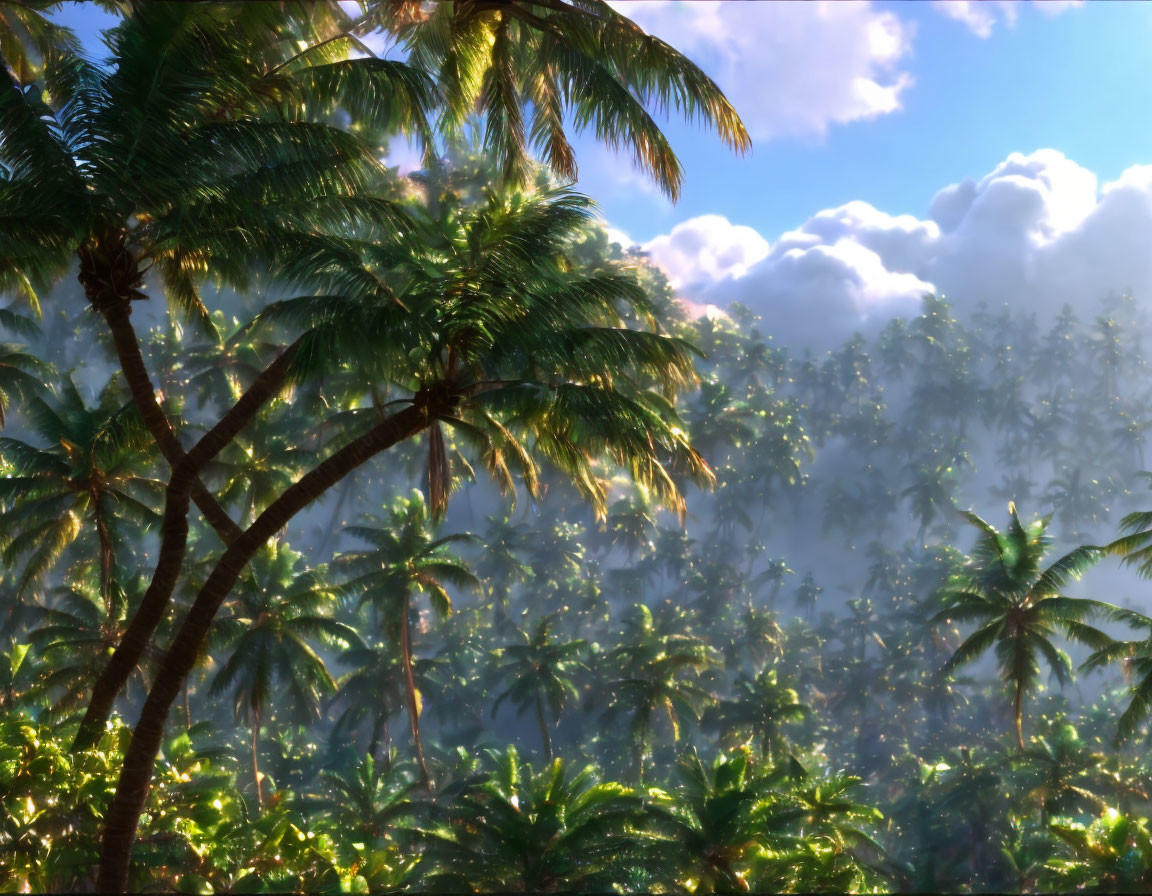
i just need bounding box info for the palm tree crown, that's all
[933,504,1113,748]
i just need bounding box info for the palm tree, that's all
[0,376,161,606]
[207,542,356,807]
[412,745,645,892]
[207,414,314,528]
[1045,809,1152,892]
[0,0,79,84]
[709,670,809,763]
[1012,720,1114,825]
[0,338,52,429]
[791,573,822,621]
[474,514,534,630]
[329,641,410,763]
[933,505,1115,748]
[8,2,437,758]
[491,614,588,760]
[26,575,150,719]
[368,0,749,197]
[99,182,713,889]
[0,1,433,517]
[642,749,792,894]
[602,604,717,780]
[303,752,426,853]
[1081,608,1152,743]
[334,491,479,784]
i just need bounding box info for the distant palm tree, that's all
[933,505,1114,748]
[208,543,356,807]
[602,604,716,780]
[27,575,149,718]
[0,376,161,606]
[475,514,534,630]
[709,670,809,763]
[329,641,409,763]
[492,614,588,760]
[335,491,479,784]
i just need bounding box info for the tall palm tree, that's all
[601,603,716,780]
[5,2,436,756]
[491,614,588,760]
[207,542,356,807]
[0,0,433,482]
[334,491,479,784]
[933,505,1115,748]
[329,641,410,763]
[367,0,750,197]
[97,183,713,889]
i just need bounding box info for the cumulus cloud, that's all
[639,150,1152,350]
[642,215,770,289]
[933,0,1083,38]
[613,1,915,141]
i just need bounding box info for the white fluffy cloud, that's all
[642,215,770,289]
[933,0,1084,38]
[640,150,1152,350]
[614,1,914,141]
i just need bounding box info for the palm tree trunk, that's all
[96,403,433,892]
[251,706,263,810]
[369,713,392,764]
[1014,680,1026,750]
[399,592,431,786]
[73,344,300,752]
[535,693,553,761]
[93,495,114,616]
[96,301,242,542]
[633,716,649,783]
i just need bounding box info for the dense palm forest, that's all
[7,1,1152,893]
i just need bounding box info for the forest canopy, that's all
[4,2,1152,894]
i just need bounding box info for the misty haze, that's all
[3,1,1152,893]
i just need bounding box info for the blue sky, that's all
[576,1,1152,242]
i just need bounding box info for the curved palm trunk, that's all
[73,345,299,752]
[96,301,242,543]
[399,592,431,786]
[96,404,433,892]
[534,693,553,761]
